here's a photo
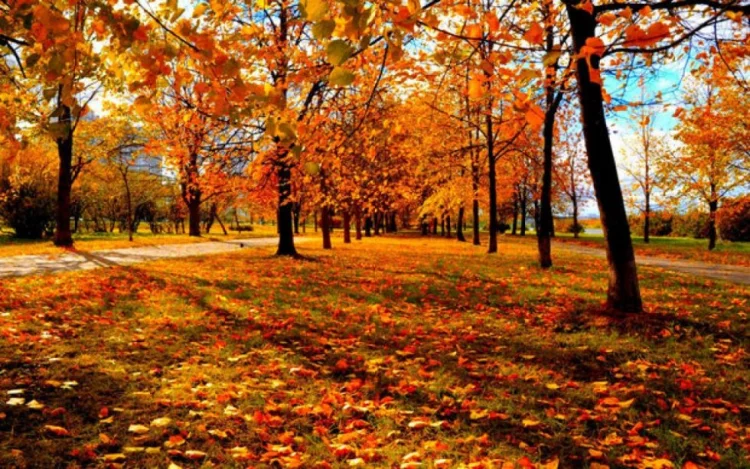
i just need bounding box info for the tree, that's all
[620,85,668,244]
[668,66,749,250]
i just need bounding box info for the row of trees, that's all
[1,0,748,313]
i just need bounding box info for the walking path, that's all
[554,242,749,285]
[0,237,309,278]
[0,237,746,284]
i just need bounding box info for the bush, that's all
[718,196,750,242]
[0,178,56,239]
[628,211,673,237]
[672,210,710,239]
[557,219,585,235]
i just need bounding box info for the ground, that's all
[0,235,747,468]
[552,233,750,267]
[0,224,279,258]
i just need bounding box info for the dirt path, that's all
[555,242,749,285]
[0,237,309,278]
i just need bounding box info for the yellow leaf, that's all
[193,3,208,16]
[327,40,354,66]
[522,418,541,428]
[302,0,328,21]
[329,67,355,86]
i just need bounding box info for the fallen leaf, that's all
[128,424,150,434]
[44,425,70,436]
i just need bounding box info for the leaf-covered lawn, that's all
[0,225,279,258]
[0,236,747,468]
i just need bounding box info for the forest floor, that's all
[0,235,747,468]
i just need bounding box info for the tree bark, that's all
[457,207,466,242]
[122,170,133,242]
[446,215,451,238]
[54,104,74,247]
[321,205,332,249]
[520,191,527,236]
[566,1,642,312]
[512,194,519,235]
[643,192,650,244]
[472,151,481,246]
[708,186,718,251]
[573,196,580,239]
[276,160,297,256]
[343,211,351,244]
[355,209,363,240]
[293,202,300,234]
[188,196,201,237]
[486,108,498,253]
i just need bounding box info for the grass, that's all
[0,235,747,468]
[551,232,750,266]
[0,224,280,258]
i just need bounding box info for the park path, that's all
[554,242,749,285]
[0,237,310,278]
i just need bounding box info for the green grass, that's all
[0,235,747,468]
[0,224,280,257]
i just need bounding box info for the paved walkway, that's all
[554,242,749,285]
[0,237,309,278]
[0,237,746,284]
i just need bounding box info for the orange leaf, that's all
[523,23,544,45]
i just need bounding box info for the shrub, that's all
[628,211,673,237]
[557,219,585,235]
[0,176,56,239]
[672,210,710,239]
[718,196,750,242]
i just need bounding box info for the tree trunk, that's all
[512,195,519,235]
[486,109,498,254]
[520,192,527,236]
[215,210,228,235]
[276,160,297,256]
[374,213,381,235]
[365,216,372,237]
[343,211,351,244]
[389,212,397,232]
[355,209,362,240]
[457,207,466,242]
[314,210,318,232]
[708,188,718,251]
[472,159,480,246]
[54,104,74,247]
[205,203,216,234]
[537,111,555,268]
[188,192,201,237]
[446,215,451,238]
[573,196,580,239]
[432,217,438,235]
[293,202,302,234]
[566,1,642,312]
[643,192,650,244]
[440,216,445,236]
[321,205,332,249]
[122,171,133,242]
